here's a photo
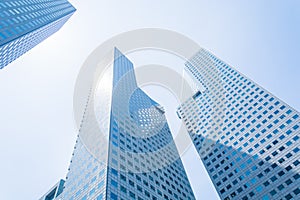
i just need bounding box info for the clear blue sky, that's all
[0,1,299,199]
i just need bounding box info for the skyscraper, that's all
[0,0,76,69]
[43,48,195,200]
[177,48,300,200]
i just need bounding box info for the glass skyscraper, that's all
[177,48,300,200]
[43,48,195,200]
[0,0,76,69]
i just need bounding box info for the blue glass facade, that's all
[53,48,195,200]
[177,49,300,200]
[0,0,76,69]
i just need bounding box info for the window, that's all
[129,191,135,199]
[270,176,277,182]
[278,184,284,191]
[257,173,263,178]
[270,190,277,196]
[293,147,299,153]
[278,171,285,176]
[285,179,292,185]
[262,195,270,200]
[256,186,263,192]
[97,194,103,200]
[293,174,299,180]
[237,187,243,193]
[294,188,300,195]
[89,188,95,196]
[286,153,292,159]
[98,181,104,189]
[81,195,87,200]
[285,194,293,200]
[121,185,127,193]
[263,181,270,186]
[280,105,286,110]
[110,192,118,200]
[129,180,135,187]
[272,140,278,145]
[111,180,118,188]
[111,168,118,176]
[286,165,292,171]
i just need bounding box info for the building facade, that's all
[43,48,195,200]
[39,180,65,200]
[0,0,76,69]
[177,48,300,200]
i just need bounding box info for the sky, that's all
[0,0,300,199]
